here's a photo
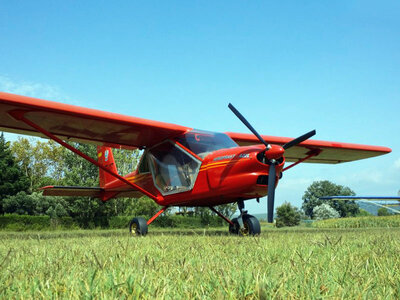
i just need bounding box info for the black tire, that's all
[129,217,148,236]
[229,218,240,234]
[239,214,261,236]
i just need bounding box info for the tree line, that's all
[274,180,361,227]
[2,133,371,228]
[0,133,236,225]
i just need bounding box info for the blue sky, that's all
[1,1,399,213]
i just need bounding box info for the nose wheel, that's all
[229,200,261,236]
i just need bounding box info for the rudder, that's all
[97,146,118,187]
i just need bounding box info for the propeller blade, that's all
[282,130,316,150]
[228,103,271,150]
[267,162,276,223]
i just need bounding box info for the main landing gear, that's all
[129,202,261,236]
[129,217,148,236]
[129,206,168,236]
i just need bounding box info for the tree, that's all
[59,143,144,221]
[215,203,237,219]
[2,191,68,217]
[275,202,301,228]
[11,138,66,192]
[60,143,114,221]
[313,203,340,220]
[122,196,160,217]
[0,133,29,214]
[113,148,142,176]
[302,180,359,218]
[377,207,391,216]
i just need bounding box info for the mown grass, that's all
[1,227,400,299]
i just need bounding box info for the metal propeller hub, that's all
[228,103,316,223]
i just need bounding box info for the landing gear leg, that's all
[234,200,261,236]
[208,206,244,235]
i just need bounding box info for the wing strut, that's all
[8,110,161,202]
[282,149,322,172]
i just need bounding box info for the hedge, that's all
[0,214,226,231]
[0,214,79,231]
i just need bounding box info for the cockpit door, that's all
[147,141,201,196]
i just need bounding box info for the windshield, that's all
[177,130,238,159]
[147,141,201,195]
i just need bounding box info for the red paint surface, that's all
[0,92,392,210]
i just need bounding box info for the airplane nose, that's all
[264,145,285,160]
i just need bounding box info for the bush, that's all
[275,202,301,228]
[106,215,223,229]
[2,192,68,217]
[377,207,391,216]
[0,214,79,231]
[356,209,372,217]
[0,214,226,231]
[108,216,132,229]
[313,203,340,220]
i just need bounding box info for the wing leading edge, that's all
[0,92,191,149]
[0,92,391,163]
[226,132,391,164]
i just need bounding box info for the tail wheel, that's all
[239,214,261,236]
[129,217,148,236]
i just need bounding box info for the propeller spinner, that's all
[228,103,316,223]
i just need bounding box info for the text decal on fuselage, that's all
[213,153,250,161]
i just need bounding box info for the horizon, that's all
[1,1,399,214]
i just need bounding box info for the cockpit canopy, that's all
[145,130,238,196]
[177,130,238,159]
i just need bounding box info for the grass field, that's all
[1,226,400,299]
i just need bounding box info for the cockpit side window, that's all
[147,141,201,196]
[138,152,149,173]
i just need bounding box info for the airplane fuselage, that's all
[103,132,285,207]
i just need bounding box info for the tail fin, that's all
[97,146,118,187]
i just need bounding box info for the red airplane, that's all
[0,92,392,235]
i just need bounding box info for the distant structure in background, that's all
[320,196,400,216]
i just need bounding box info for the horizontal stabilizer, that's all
[41,186,103,197]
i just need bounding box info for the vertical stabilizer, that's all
[97,146,118,187]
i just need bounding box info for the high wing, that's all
[226,132,391,164]
[0,92,191,148]
[40,186,142,198]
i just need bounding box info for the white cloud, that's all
[395,158,400,169]
[0,76,72,142]
[0,75,68,101]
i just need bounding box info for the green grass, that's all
[1,227,400,299]
[313,215,400,228]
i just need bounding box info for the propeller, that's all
[282,130,316,150]
[228,103,271,150]
[228,103,316,223]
